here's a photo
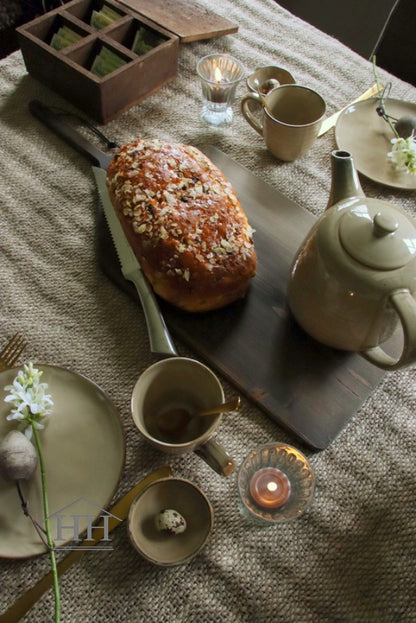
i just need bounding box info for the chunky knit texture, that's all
[1,0,415,621]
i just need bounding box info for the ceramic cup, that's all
[241,84,326,161]
[131,357,235,476]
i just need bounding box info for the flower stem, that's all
[31,422,61,623]
[372,55,398,138]
[16,480,50,549]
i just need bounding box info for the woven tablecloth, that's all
[1,0,415,621]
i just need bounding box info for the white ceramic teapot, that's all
[287,150,416,370]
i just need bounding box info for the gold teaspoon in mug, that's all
[157,396,241,436]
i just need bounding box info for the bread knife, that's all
[93,167,177,356]
[29,100,177,357]
[1,465,172,623]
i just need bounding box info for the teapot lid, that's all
[339,199,416,270]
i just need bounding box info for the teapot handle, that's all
[363,289,416,370]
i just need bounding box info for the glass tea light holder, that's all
[237,442,315,526]
[197,53,244,126]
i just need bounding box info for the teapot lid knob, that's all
[373,212,399,237]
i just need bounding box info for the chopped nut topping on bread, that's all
[106,140,257,312]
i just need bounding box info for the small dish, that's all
[335,97,416,190]
[237,442,315,525]
[128,477,213,565]
[246,65,295,93]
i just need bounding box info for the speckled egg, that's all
[155,509,187,535]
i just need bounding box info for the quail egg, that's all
[155,509,187,535]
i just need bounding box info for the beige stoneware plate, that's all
[0,365,125,558]
[335,97,416,190]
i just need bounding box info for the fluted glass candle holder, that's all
[197,54,244,126]
[237,442,315,526]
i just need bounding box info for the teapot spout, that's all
[326,150,365,210]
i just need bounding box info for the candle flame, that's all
[267,481,278,492]
[215,67,222,83]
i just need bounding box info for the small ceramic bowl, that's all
[246,66,295,94]
[128,477,213,566]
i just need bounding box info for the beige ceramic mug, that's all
[241,84,326,161]
[131,357,235,476]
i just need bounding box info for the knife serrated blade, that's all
[93,167,177,356]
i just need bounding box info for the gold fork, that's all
[0,333,27,371]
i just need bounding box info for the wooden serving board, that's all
[99,145,398,450]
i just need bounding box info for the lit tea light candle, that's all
[249,467,291,509]
[197,53,244,126]
[210,66,229,103]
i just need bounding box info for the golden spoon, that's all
[157,396,241,435]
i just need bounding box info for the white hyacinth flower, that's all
[4,363,53,439]
[387,133,416,175]
[2,362,60,621]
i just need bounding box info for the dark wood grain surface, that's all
[118,0,238,41]
[99,145,398,450]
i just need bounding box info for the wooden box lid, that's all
[118,0,238,41]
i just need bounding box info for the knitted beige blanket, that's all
[1,0,415,621]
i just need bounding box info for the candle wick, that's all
[267,481,278,492]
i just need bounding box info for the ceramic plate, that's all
[335,97,416,190]
[0,365,125,558]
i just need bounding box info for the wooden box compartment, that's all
[17,0,179,123]
[64,0,125,24]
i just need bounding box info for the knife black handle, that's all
[29,100,112,170]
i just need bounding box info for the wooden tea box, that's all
[17,0,238,124]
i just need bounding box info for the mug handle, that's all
[362,289,416,370]
[194,438,235,476]
[241,92,264,136]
